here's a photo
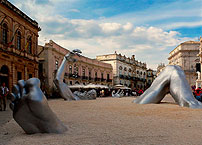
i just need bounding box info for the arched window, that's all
[27,37,32,54]
[2,23,8,44]
[82,68,85,76]
[16,31,21,50]
[89,70,91,77]
[69,65,72,74]
[55,60,58,70]
[95,72,97,78]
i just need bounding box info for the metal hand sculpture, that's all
[73,89,97,100]
[54,49,96,101]
[10,78,67,134]
[112,89,123,98]
[53,51,79,101]
[133,65,202,108]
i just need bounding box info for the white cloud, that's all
[99,23,122,33]
[9,0,200,69]
[162,21,202,30]
[68,9,80,13]
[38,18,197,69]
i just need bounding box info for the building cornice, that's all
[169,41,200,55]
[0,0,41,31]
[168,49,199,60]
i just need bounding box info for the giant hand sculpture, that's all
[10,78,67,134]
[53,51,80,101]
[133,65,202,108]
[54,49,96,101]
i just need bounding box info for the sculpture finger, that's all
[12,85,20,99]
[9,103,14,111]
[17,80,26,97]
[10,93,17,102]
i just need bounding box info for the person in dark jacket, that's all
[0,82,9,111]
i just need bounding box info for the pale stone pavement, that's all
[0,94,175,128]
[0,101,12,127]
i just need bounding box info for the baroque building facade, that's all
[168,41,200,86]
[96,52,147,89]
[146,69,156,88]
[0,0,40,90]
[156,63,165,76]
[38,40,113,96]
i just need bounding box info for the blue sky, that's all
[9,0,202,69]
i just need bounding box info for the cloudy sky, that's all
[9,0,202,69]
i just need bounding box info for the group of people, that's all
[0,82,9,111]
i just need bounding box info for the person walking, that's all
[0,82,9,111]
[195,87,201,102]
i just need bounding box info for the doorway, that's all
[0,65,9,87]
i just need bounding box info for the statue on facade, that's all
[53,49,97,101]
[133,65,202,108]
[10,78,67,134]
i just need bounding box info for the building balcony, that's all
[65,73,80,79]
[107,79,112,82]
[94,78,101,82]
[82,76,88,80]
[101,78,106,82]
[0,43,38,62]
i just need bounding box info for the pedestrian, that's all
[0,82,9,111]
[138,89,143,96]
[194,87,201,102]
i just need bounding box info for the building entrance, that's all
[0,65,9,87]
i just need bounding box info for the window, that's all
[2,23,8,44]
[69,65,72,74]
[95,72,97,78]
[27,37,32,54]
[55,60,58,70]
[89,70,91,77]
[73,64,77,74]
[82,68,85,76]
[29,74,32,78]
[101,73,104,79]
[76,66,79,74]
[17,72,22,81]
[107,74,110,80]
[16,31,21,50]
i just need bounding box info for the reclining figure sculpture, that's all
[53,49,97,101]
[133,65,202,108]
[10,78,67,134]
